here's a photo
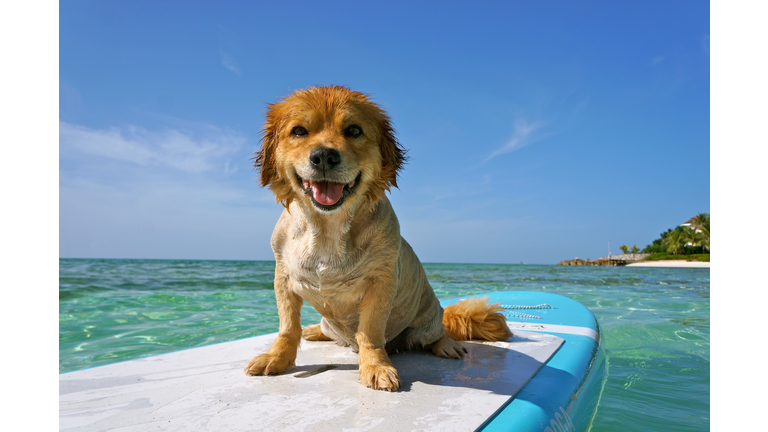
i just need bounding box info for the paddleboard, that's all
[59,291,605,431]
[463,292,607,432]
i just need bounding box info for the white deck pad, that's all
[60,330,563,431]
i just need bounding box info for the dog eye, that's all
[292,126,308,137]
[344,125,363,138]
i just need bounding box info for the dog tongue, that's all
[310,181,345,205]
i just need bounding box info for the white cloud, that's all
[651,56,665,65]
[59,177,281,260]
[484,119,547,161]
[60,122,246,173]
[220,50,241,75]
[58,121,277,260]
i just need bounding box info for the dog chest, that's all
[283,253,362,294]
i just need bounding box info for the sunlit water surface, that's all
[60,259,709,431]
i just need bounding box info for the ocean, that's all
[59,258,709,431]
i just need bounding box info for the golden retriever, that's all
[245,86,512,391]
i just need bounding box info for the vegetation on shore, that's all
[640,213,710,257]
[644,253,710,262]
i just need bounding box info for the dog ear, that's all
[360,101,408,206]
[254,102,295,208]
[378,116,407,190]
[254,103,280,188]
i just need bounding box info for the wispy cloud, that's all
[651,56,665,65]
[484,119,547,162]
[60,122,246,173]
[59,173,280,260]
[220,50,241,75]
[217,25,242,75]
[59,120,277,259]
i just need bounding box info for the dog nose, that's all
[309,147,341,169]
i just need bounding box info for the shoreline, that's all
[625,260,710,268]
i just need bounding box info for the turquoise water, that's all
[59,259,709,431]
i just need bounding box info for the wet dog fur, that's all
[245,86,512,391]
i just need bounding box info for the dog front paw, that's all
[244,353,295,376]
[359,363,401,392]
[431,336,468,359]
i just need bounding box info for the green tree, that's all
[620,245,629,254]
[693,212,710,228]
[663,229,686,255]
[700,217,710,251]
[643,228,674,252]
[631,245,640,254]
[684,226,703,254]
[641,216,711,255]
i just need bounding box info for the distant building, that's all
[681,217,703,233]
[680,216,706,249]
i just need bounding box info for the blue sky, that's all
[58,1,710,264]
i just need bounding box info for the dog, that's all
[245,86,512,391]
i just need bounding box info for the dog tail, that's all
[442,297,513,341]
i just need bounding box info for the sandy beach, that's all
[625,261,710,268]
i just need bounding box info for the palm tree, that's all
[620,245,629,255]
[664,230,686,255]
[684,226,703,253]
[700,217,710,251]
[693,212,710,228]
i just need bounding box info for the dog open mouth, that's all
[297,172,361,211]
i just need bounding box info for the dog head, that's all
[255,86,406,213]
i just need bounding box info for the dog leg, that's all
[357,332,401,391]
[356,278,401,392]
[244,272,303,376]
[302,324,333,341]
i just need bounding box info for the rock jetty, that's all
[557,253,651,266]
